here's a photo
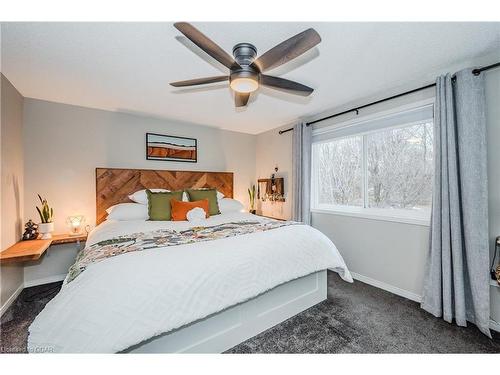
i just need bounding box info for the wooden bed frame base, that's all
[125,270,327,353]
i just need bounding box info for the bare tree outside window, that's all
[367,122,433,210]
[313,121,433,215]
[316,136,363,206]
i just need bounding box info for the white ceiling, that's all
[2,22,499,134]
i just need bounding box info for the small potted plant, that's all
[248,184,256,214]
[36,194,54,239]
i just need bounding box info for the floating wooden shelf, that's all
[0,233,87,264]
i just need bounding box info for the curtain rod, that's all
[278,61,500,135]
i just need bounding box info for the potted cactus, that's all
[248,184,256,214]
[36,194,54,239]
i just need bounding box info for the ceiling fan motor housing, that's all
[232,43,257,67]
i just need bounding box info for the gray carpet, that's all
[1,273,499,353]
[1,282,62,353]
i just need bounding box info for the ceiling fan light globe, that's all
[230,77,259,93]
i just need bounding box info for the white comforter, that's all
[28,213,352,353]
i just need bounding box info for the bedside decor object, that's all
[22,219,39,241]
[67,215,86,236]
[248,184,256,214]
[257,176,285,202]
[36,194,54,239]
[146,133,197,162]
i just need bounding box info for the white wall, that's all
[0,74,24,308]
[255,124,294,220]
[23,99,257,233]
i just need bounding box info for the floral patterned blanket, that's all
[66,220,297,284]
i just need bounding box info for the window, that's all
[311,103,434,225]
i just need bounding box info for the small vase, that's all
[38,222,54,239]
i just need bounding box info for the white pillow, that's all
[106,203,148,221]
[128,189,169,204]
[218,198,245,214]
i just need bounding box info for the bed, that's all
[27,168,352,353]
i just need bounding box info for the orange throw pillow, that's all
[170,199,210,221]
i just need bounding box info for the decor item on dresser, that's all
[146,133,197,162]
[248,184,256,214]
[36,194,54,239]
[257,168,285,203]
[67,215,86,236]
[21,219,39,240]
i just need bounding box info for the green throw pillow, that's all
[186,188,220,215]
[146,189,183,221]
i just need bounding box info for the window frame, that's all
[310,99,434,227]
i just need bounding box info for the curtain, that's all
[421,68,490,337]
[292,121,312,224]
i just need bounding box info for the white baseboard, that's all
[23,273,67,288]
[350,272,422,303]
[0,283,24,317]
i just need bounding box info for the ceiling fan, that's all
[170,22,321,107]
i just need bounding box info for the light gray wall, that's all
[23,99,257,233]
[0,74,24,307]
[312,214,429,298]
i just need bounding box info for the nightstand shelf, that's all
[0,233,86,264]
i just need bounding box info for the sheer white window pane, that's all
[367,122,433,211]
[315,136,363,207]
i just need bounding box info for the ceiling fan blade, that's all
[235,92,250,107]
[170,76,228,87]
[174,22,241,70]
[260,75,314,96]
[252,28,321,72]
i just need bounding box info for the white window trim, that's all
[311,206,430,226]
[310,98,435,227]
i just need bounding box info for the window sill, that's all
[311,207,430,227]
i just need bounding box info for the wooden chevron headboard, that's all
[96,167,234,224]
